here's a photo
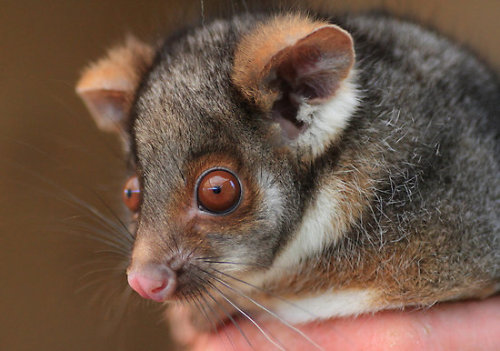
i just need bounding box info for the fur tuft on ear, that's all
[76,36,154,136]
[233,15,358,158]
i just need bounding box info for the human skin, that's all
[170,296,500,351]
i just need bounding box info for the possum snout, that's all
[126,231,203,302]
[127,264,177,302]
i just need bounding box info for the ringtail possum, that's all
[76,11,499,337]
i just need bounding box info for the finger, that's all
[188,296,500,351]
[167,304,199,347]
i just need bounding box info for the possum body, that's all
[76,12,499,328]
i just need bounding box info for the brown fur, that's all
[261,217,497,311]
[168,153,262,239]
[232,15,328,110]
[76,36,154,133]
[262,240,496,311]
[233,15,354,112]
[132,152,265,282]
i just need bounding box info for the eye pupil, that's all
[122,175,141,212]
[197,170,241,214]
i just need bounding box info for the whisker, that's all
[183,291,217,334]
[203,269,323,351]
[62,223,131,255]
[93,249,129,258]
[200,0,205,26]
[0,137,66,166]
[69,234,129,256]
[6,159,130,241]
[193,256,222,261]
[177,290,227,347]
[203,278,285,351]
[191,271,253,350]
[195,291,236,351]
[92,191,135,242]
[196,259,267,269]
[61,196,130,241]
[2,133,139,338]
[210,267,318,320]
[78,266,126,282]
[75,274,122,295]
[191,293,220,334]
[179,290,232,351]
[104,286,134,334]
[183,239,202,262]
[241,0,249,13]
[63,229,130,253]
[6,162,134,259]
[53,197,130,251]
[99,281,131,323]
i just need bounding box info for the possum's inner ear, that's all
[233,16,358,157]
[76,37,154,140]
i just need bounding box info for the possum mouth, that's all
[171,296,500,350]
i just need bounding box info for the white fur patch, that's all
[274,185,345,268]
[273,289,380,323]
[246,176,351,288]
[256,169,285,224]
[293,73,359,158]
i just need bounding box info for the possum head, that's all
[76,15,357,303]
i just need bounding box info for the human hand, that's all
[170,296,500,350]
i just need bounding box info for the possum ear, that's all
[233,16,358,158]
[76,36,154,139]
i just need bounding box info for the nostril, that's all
[127,265,177,302]
[150,281,167,294]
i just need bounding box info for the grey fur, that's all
[128,12,498,312]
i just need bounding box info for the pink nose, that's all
[127,265,177,302]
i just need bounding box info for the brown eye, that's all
[122,175,141,212]
[197,169,241,214]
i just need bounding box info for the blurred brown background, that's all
[0,1,498,350]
